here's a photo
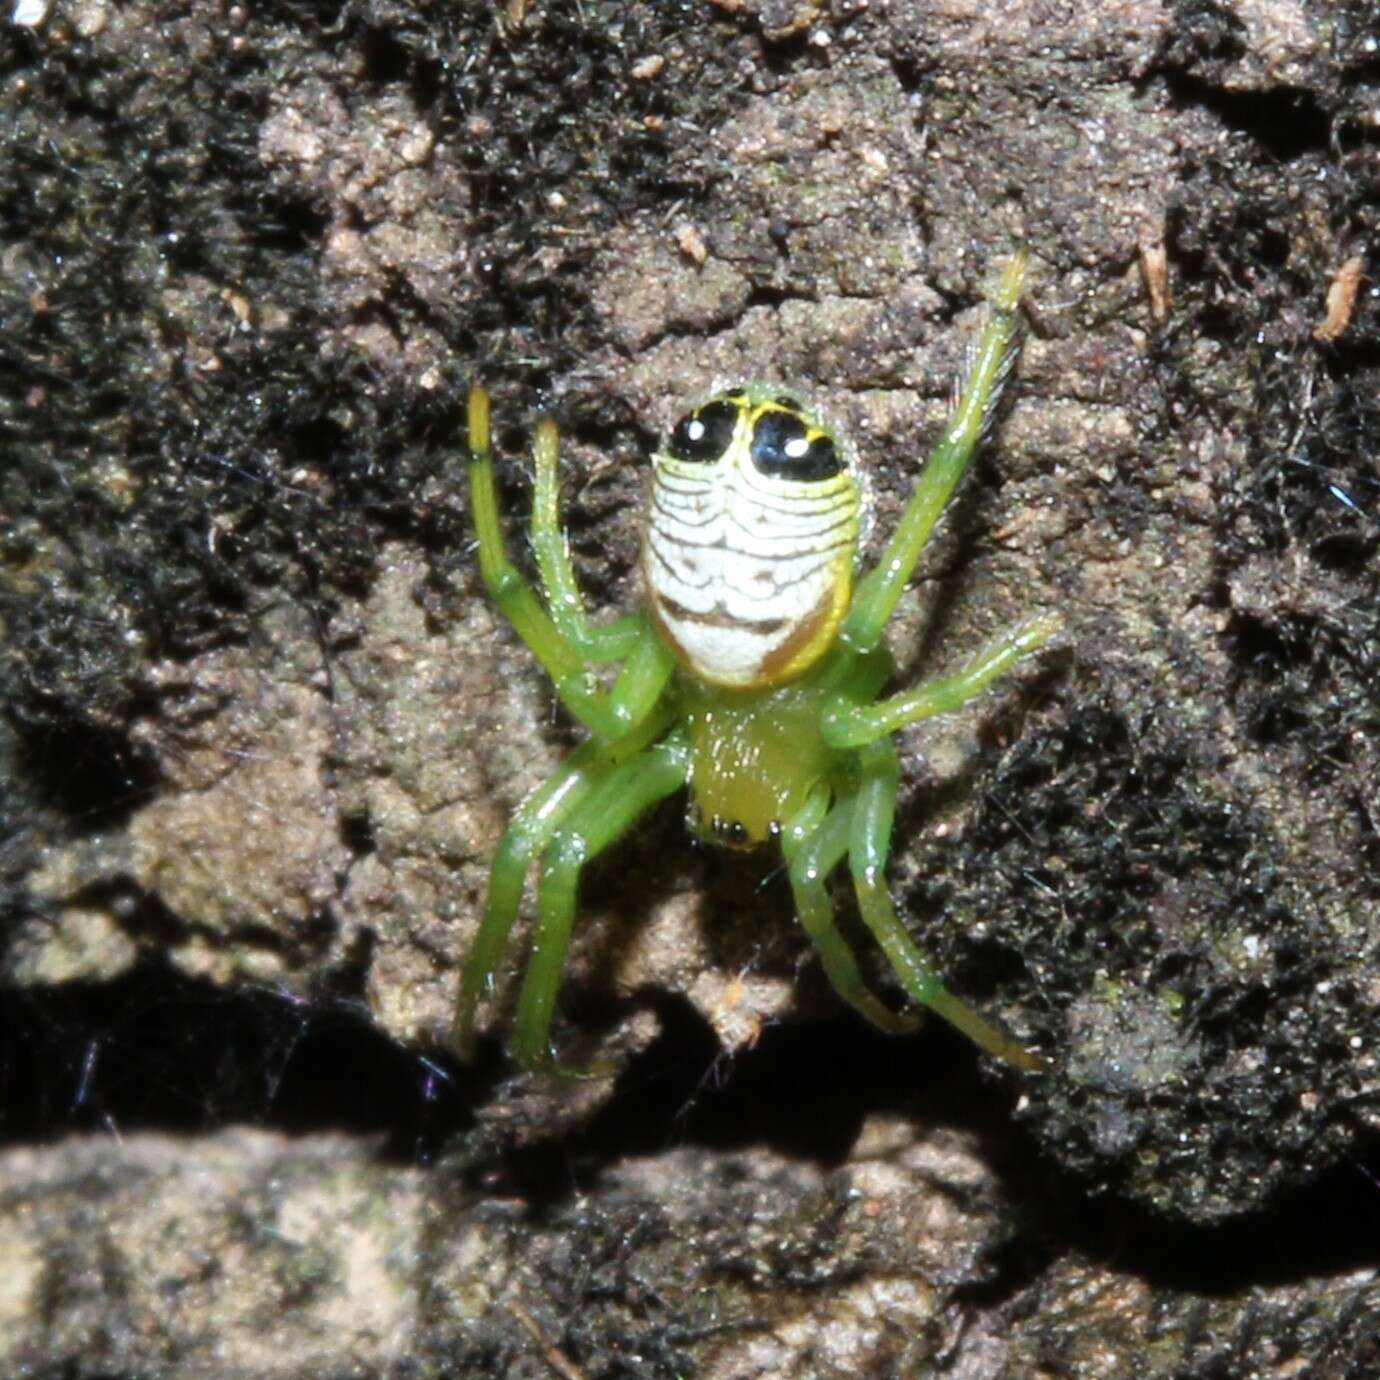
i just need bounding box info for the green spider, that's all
[453,250,1059,1076]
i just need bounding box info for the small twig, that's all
[1314,255,1364,343]
[506,1300,588,1380]
[1138,224,1171,324]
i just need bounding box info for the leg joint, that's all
[856,863,883,892]
[493,829,540,874]
[483,563,526,601]
[544,830,588,876]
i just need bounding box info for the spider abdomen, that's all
[644,389,862,690]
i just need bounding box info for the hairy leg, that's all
[840,251,1029,656]
[848,738,1043,1072]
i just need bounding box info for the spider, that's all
[453,250,1060,1076]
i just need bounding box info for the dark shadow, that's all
[5,952,1379,1295]
[0,956,475,1164]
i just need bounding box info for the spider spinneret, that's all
[454,250,1060,1077]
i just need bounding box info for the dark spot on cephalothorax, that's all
[750,410,842,481]
[667,399,738,464]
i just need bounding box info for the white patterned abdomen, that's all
[644,402,861,688]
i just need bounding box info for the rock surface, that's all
[3,0,1378,1372]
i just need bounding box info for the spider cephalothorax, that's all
[454,252,1059,1075]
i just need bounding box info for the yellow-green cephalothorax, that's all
[644,389,863,691]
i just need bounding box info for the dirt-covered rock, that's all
[3,0,1379,1372]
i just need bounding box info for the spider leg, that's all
[822,611,1061,749]
[510,731,691,1075]
[531,416,643,663]
[782,792,920,1036]
[452,706,675,1061]
[466,386,674,738]
[840,251,1028,657]
[848,737,1043,1072]
[452,738,612,1062]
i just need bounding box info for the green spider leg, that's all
[848,738,1043,1071]
[817,250,1060,751]
[466,386,675,739]
[451,723,660,1063]
[822,611,1062,749]
[838,250,1033,658]
[781,790,920,1036]
[795,249,1053,1068]
[529,416,643,663]
[458,383,683,1071]
[506,731,690,1074]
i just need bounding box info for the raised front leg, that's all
[840,251,1029,657]
[466,385,675,739]
[530,414,645,663]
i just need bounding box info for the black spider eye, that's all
[750,410,843,481]
[666,400,738,463]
